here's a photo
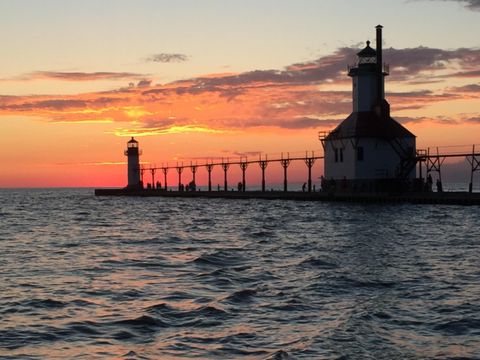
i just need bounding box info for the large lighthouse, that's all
[321,25,416,192]
[125,137,141,189]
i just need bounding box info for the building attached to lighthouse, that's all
[125,137,142,189]
[321,25,416,192]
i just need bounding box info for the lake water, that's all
[1,188,479,359]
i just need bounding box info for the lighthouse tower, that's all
[321,25,416,192]
[125,137,141,189]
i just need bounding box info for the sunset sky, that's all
[1,0,479,187]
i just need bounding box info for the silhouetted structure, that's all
[320,25,416,193]
[96,26,480,204]
[125,137,141,189]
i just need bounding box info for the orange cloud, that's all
[1,46,479,136]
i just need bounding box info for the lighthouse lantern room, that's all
[321,25,416,192]
[125,137,141,189]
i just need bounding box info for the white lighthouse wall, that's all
[324,140,355,180]
[353,73,379,112]
[354,138,415,179]
[127,155,140,187]
[324,137,416,180]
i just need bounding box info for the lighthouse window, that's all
[334,148,344,163]
[357,147,364,161]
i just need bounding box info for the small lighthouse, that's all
[321,25,416,192]
[125,137,141,189]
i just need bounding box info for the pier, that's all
[95,26,480,205]
[95,145,480,205]
[94,188,480,205]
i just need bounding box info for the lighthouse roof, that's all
[326,111,415,140]
[128,137,138,144]
[357,41,376,57]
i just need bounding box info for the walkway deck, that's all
[95,188,480,205]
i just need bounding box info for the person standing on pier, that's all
[436,178,443,193]
[427,174,433,192]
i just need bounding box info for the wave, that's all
[297,256,339,269]
[433,318,480,336]
[112,315,168,329]
[0,298,97,315]
[145,303,231,327]
[224,288,257,303]
[192,249,246,267]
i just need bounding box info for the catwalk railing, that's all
[140,144,480,193]
[141,151,323,193]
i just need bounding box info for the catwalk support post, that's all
[140,166,145,188]
[221,159,230,191]
[281,153,291,192]
[467,145,479,193]
[161,167,168,191]
[259,155,268,192]
[240,158,248,192]
[304,151,315,192]
[176,165,184,191]
[206,163,214,192]
[190,162,197,187]
[150,168,156,189]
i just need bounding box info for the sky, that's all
[0,0,479,187]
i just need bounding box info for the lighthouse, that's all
[321,25,416,192]
[125,137,142,189]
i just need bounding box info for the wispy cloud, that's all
[111,125,226,137]
[384,47,480,81]
[8,71,145,82]
[428,0,480,10]
[136,79,152,87]
[146,53,189,63]
[448,84,480,93]
[397,113,480,125]
[443,70,480,78]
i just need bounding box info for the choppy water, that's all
[1,188,479,359]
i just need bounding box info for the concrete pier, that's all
[94,188,480,205]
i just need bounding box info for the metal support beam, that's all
[280,153,291,192]
[150,168,156,189]
[206,163,214,192]
[240,159,248,192]
[426,147,446,181]
[140,166,145,187]
[221,160,230,191]
[416,149,427,181]
[467,145,480,193]
[259,157,268,192]
[190,163,197,185]
[161,167,168,191]
[176,166,184,191]
[304,151,315,192]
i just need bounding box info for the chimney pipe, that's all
[376,25,383,104]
